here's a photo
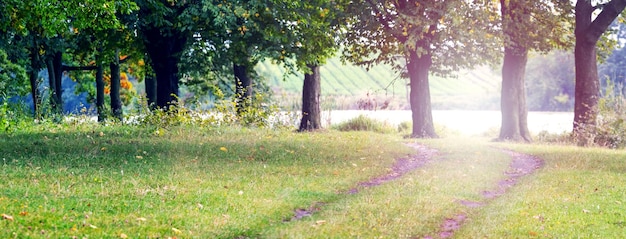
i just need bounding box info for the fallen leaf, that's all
[172,227,182,234]
[19,211,28,216]
[219,147,228,152]
[238,191,244,195]
[120,233,128,238]
[89,224,98,229]
[136,217,147,221]
[315,220,326,225]
[1,213,14,221]
[99,132,104,137]
[135,155,143,159]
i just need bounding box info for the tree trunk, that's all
[573,0,599,136]
[53,51,63,110]
[234,63,252,114]
[406,50,437,138]
[28,39,41,119]
[499,47,531,142]
[499,0,531,142]
[110,51,123,120]
[95,60,105,122]
[145,76,157,110]
[142,28,186,110]
[299,64,322,131]
[45,57,61,114]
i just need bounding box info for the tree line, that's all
[1,0,625,143]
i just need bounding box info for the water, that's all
[322,110,573,136]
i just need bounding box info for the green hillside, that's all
[256,57,502,110]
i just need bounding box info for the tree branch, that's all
[62,56,131,71]
[586,0,626,44]
[364,0,408,43]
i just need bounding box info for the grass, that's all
[0,123,413,238]
[2,122,625,238]
[458,143,626,238]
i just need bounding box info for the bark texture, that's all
[407,50,437,138]
[95,62,105,122]
[28,40,41,118]
[299,65,322,131]
[45,57,61,114]
[499,48,531,142]
[110,51,122,120]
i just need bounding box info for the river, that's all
[320,110,573,136]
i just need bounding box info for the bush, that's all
[333,115,395,134]
[569,82,626,148]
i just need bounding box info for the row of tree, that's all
[1,0,625,142]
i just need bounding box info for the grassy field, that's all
[257,58,501,110]
[1,122,625,238]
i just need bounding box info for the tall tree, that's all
[498,0,571,142]
[344,1,499,138]
[573,0,626,139]
[290,2,346,131]
[136,0,198,109]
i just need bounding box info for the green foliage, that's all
[595,81,626,148]
[0,50,28,97]
[131,91,285,130]
[0,101,32,133]
[333,115,395,134]
[525,51,575,111]
[342,1,500,75]
[535,81,626,149]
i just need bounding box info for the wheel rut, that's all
[422,148,544,239]
[285,143,437,222]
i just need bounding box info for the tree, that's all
[343,1,499,138]
[573,0,626,139]
[136,0,199,109]
[1,0,135,117]
[498,0,571,142]
[268,1,346,131]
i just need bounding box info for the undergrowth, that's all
[332,115,396,134]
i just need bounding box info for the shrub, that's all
[333,115,395,134]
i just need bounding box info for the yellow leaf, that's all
[89,224,98,229]
[1,213,14,221]
[220,147,228,152]
[136,217,147,221]
[172,227,182,234]
[120,233,128,238]
[135,155,143,159]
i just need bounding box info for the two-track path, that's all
[286,142,544,238]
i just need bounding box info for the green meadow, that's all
[2,122,624,238]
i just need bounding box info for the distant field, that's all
[256,57,502,110]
